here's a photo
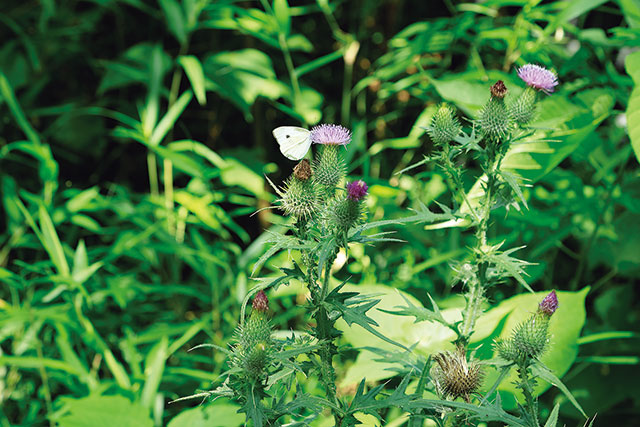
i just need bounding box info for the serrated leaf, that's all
[543,403,560,427]
[532,361,587,418]
[625,50,640,164]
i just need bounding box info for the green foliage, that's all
[1,0,638,425]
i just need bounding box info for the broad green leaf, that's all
[219,157,266,197]
[179,55,207,105]
[141,336,168,409]
[625,50,640,164]
[55,395,153,427]
[159,0,187,45]
[167,401,243,427]
[618,0,640,28]
[97,43,172,94]
[203,49,286,120]
[273,0,291,36]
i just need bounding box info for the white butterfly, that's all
[272,126,311,160]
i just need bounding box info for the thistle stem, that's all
[315,255,341,426]
[516,363,540,427]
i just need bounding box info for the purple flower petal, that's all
[346,180,368,201]
[517,64,558,94]
[538,290,558,316]
[310,124,351,145]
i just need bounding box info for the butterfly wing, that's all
[272,126,312,160]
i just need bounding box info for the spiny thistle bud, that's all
[479,81,511,140]
[232,292,273,379]
[510,87,537,126]
[327,181,368,242]
[278,169,319,219]
[431,347,484,402]
[293,159,312,181]
[426,103,461,145]
[494,291,559,364]
[311,124,350,197]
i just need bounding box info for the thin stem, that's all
[164,43,188,236]
[34,329,54,427]
[147,153,159,197]
[278,33,302,121]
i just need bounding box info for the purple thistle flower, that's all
[346,180,368,201]
[517,64,558,94]
[310,124,351,145]
[538,290,558,317]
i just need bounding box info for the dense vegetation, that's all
[1,0,639,426]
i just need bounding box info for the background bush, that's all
[1,0,639,425]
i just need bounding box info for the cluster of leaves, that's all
[1,0,639,426]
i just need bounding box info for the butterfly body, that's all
[272,126,311,160]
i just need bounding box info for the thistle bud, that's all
[494,291,559,363]
[279,168,319,220]
[510,87,537,126]
[479,81,511,140]
[431,347,484,402]
[426,103,461,146]
[327,181,368,245]
[538,290,558,317]
[232,292,273,379]
[252,290,269,313]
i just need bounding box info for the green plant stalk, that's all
[147,153,159,197]
[278,33,303,122]
[32,321,54,427]
[164,42,189,237]
[516,362,540,427]
[460,143,507,346]
[315,255,342,426]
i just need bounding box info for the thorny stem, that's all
[516,363,540,427]
[441,144,479,221]
[315,255,341,426]
[461,142,507,347]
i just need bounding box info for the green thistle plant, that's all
[479,80,511,141]
[310,124,351,197]
[426,103,461,145]
[231,290,273,379]
[494,290,559,364]
[278,159,319,220]
[431,347,484,403]
[328,180,368,245]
